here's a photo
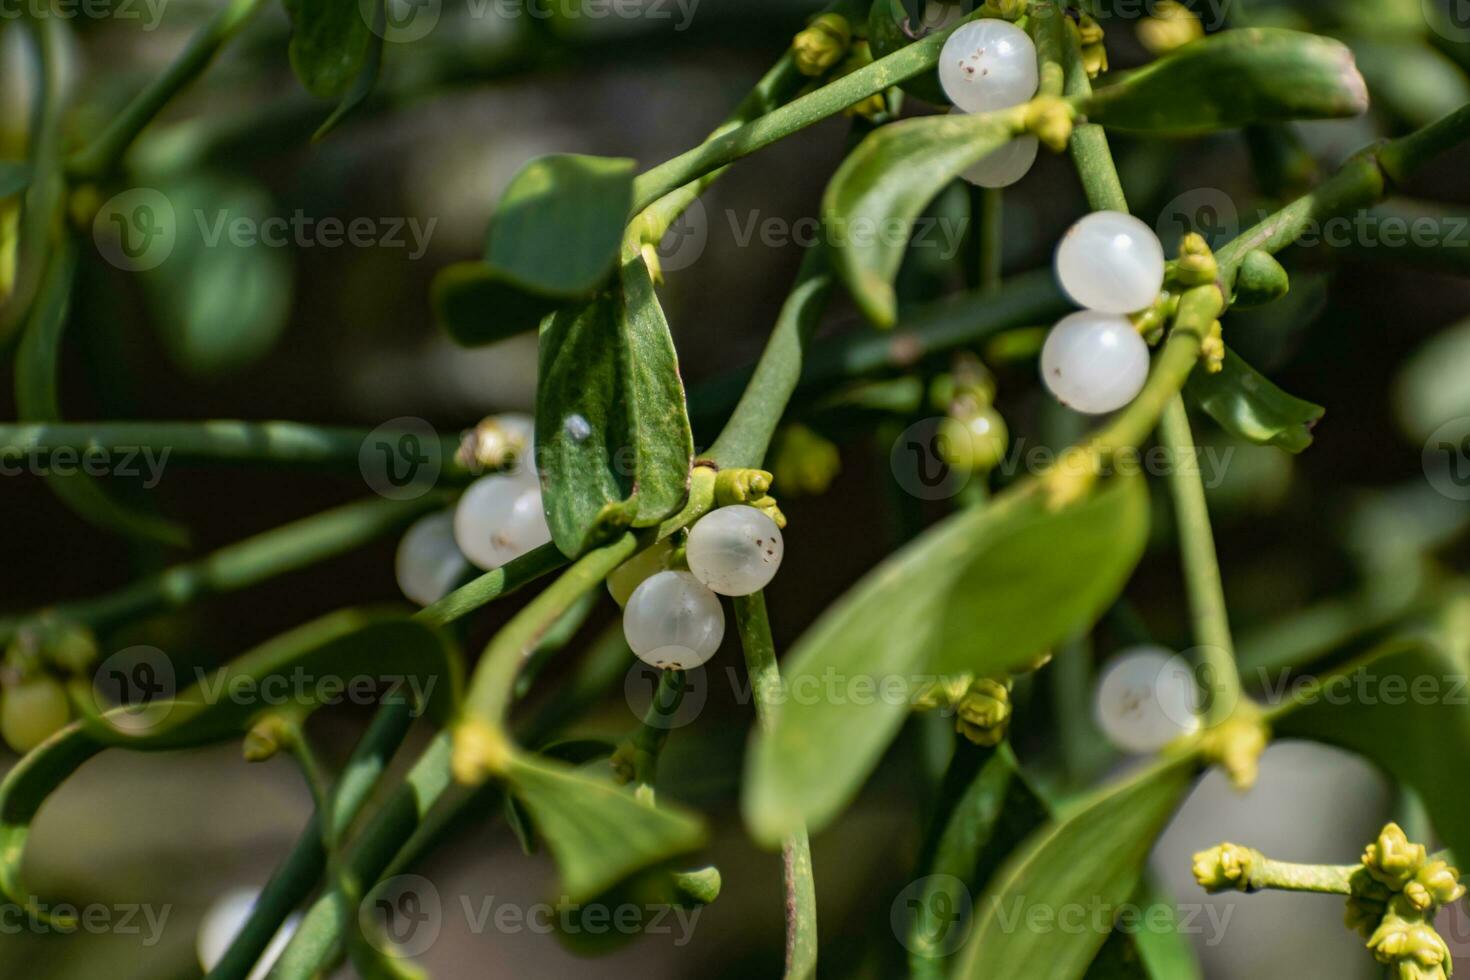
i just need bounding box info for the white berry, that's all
[453,473,551,571]
[963,133,1039,188]
[1054,210,1166,314]
[938,20,1039,114]
[495,411,538,481]
[686,505,784,597]
[607,537,675,607]
[1040,310,1151,414]
[1094,647,1201,754]
[395,511,468,606]
[197,887,301,980]
[623,570,725,669]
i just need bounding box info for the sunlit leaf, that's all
[1185,347,1324,453]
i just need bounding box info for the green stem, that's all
[1242,856,1359,895]
[67,0,270,178]
[1059,18,1127,213]
[626,669,686,788]
[1159,396,1242,727]
[1377,102,1470,184]
[976,188,1003,293]
[733,593,817,980]
[0,492,453,645]
[630,6,980,212]
[0,420,471,477]
[208,702,413,980]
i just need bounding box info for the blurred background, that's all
[2,0,1470,975]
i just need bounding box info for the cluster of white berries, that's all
[615,505,785,671]
[394,412,548,606]
[939,20,1040,188]
[1092,645,1200,754]
[1042,211,1166,414]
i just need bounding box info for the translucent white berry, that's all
[686,505,784,597]
[1040,310,1150,415]
[608,537,675,607]
[1054,210,1166,314]
[1094,647,1201,754]
[495,411,538,481]
[963,134,1039,188]
[197,887,301,980]
[395,511,468,606]
[938,20,1039,114]
[623,570,725,669]
[453,474,551,571]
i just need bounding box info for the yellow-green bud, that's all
[1363,823,1427,889]
[1406,860,1466,910]
[770,425,841,497]
[1232,250,1290,308]
[1200,319,1225,374]
[714,468,772,506]
[1173,234,1219,287]
[457,416,530,472]
[793,13,852,77]
[1025,97,1075,153]
[1200,708,1269,790]
[47,624,99,676]
[938,407,1009,474]
[981,0,1026,20]
[1137,0,1204,55]
[1191,843,1258,892]
[1081,41,1108,79]
[955,678,1011,746]
[1346,868,1394,936]
[672,866,722,906]
[1077,13,1105,45]
[243,714,297,763]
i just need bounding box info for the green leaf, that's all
[430,261,557,347]
[1087,29,1368,135]
[501,749,706,902]
[284,0,372,98]
[536,258,692,556]
[1185,346,1324,453]
[822,112,1014,327]
[0,162,31,199]
[1275,595,1470,863]
[743,475,1149,844]
[951,758,1197,980]
[83,607,462,747]
[15,242,190,547]
[1346,36,1470,129]
[142,176,294,377]
[485,153,635,299]
[314,0,386,139]
[1394,314,1470,442]
[867,0,950,105]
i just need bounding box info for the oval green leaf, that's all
[502,748,706,902]
[952,758,1197,980]
[284,0,372,98]
[1086,29,1368,135]
[430,261,558,347]
[822,111,1015,327]
[743,474,1150,845]
[1185,346,1324,453]
[485,153,635,299]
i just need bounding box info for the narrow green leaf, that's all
[485,153,635,299]
[82,607,462,747]
[822,112,1014,327]
[0,162,31,199]
[743,475,1149,844]
[1087,29,1368,135]
[502,749,706,902]
[283,0,372,99]
[536,259,692,555]
[15,243,190,547]
[952,758,1197,980]
[141,176,294,377]
[314,0,386,139]
[430,261,557,347]
[1275,595,1470,863]
[1185,346,1324,453]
